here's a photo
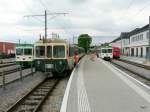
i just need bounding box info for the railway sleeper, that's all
[18,107,34,112]
[38,87,52,89]
[31,93,47,96]
[35,90,49,93]
[23,101,39,106]
[27,97,43,101]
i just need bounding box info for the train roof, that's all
[35,38,67,44]
[101,45,112,48]
[15,44,33,47]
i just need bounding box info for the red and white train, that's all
[112,47,120,59]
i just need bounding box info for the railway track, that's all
[6,78,61,112]
[111,59,150,87]
[118,58,150,70]
[0,63,16,68]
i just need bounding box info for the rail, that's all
[111,60,150,82]
[118,58,150,70]
[6,78,60,112]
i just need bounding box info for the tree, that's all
[78,34,92,53]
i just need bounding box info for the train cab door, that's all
[67,46,74,70]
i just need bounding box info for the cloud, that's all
[0,0,150,43]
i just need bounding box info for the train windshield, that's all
[16,48,23,55]
[102,49,112,53]
[53,45,65,58]
[24,48,32,55]
[102,49,107,53]
[108,49,112,53]
[36,46,45,58]
[47,46,52,58]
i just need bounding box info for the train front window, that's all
[36,46,45,57]
[108,49,112,53]
[16,48,23,55]
[47,46,52,58]
[53,46,65,58]
[24,48,32,55]
[102,49,107,53]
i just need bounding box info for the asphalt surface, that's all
[65,55,150,112]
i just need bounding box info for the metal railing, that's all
[0,65,35,90]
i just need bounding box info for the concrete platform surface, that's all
[61,55,150,112]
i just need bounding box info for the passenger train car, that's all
[113,47,120,59]
[100,45,113,61]
[34,38,85,76]
[15,44,34,67]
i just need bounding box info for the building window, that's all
[147,32,149,40]
[142,34,143,40]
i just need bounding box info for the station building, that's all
[111,24,150,58]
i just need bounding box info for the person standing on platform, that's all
[74,49,79,68]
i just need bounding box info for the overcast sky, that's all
[0,0,150,44]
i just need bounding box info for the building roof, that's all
[129,24,149,36]
[110,24,149,43]
[111,32,129,43]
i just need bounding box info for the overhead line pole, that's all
[45,10,47,39]
[24,10,68,39]
[148,16,150,62]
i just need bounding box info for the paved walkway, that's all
[61,55,150,112]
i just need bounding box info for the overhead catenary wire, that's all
[22,0,44,23]
[38,0,49,10]
[118,0,150,24]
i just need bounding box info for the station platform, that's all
[61,55,150,112]
[121,56,150,66]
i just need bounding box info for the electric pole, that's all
[148,16,150,62]
[24,10,68,39]
[45,10,47,40]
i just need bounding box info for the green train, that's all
[34,38,85,76]
[15,44,34,67]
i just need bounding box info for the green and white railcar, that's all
[100,45,113,60]
[15,44,34,67]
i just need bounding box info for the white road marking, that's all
[60,59,86,112]
[99,59,150,103]
[77,59,91,112]
[60,67,76,112]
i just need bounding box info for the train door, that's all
[68,46,74,69]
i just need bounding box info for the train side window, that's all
[47,46,52,58]
[69,47,74,56]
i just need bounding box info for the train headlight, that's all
[37,61,40,65]
[59,60,62,65]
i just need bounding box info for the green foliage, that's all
[78,34,92,53]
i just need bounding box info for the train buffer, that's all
[61,55,150,112]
